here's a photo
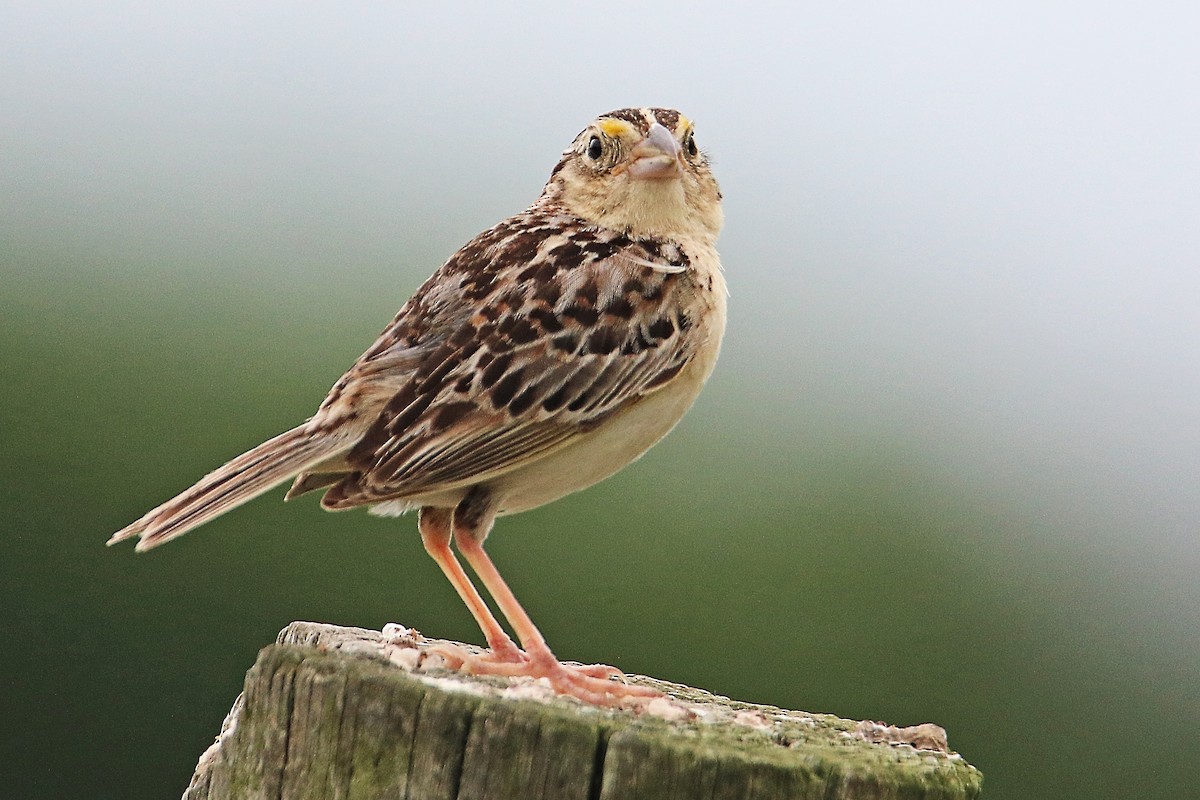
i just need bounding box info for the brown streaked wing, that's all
[322,236,700,509]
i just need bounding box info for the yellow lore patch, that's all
[599,118,635,137]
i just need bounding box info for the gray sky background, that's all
[4,3,1198,620]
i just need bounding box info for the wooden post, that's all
[183,622,981,800]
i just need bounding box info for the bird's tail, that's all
[107,424,353,551]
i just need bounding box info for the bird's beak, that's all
[627,122,682,180]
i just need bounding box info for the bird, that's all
[109,107,726,704]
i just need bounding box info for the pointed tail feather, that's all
[107,425,352,551]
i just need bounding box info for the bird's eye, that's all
[685,132,698,157]
[586,135,603,160]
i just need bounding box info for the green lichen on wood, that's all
[184,625,982,800]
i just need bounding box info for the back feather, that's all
[107,425,353,551]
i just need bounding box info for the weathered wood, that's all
[183,622,981,800]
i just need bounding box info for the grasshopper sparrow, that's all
[109,107,726,704]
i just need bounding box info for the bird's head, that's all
[542,108,723,244]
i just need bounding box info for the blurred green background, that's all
[3,3,1198,799]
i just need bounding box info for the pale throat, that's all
[577,185,718,244]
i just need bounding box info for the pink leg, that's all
[454,528,659,704]
[417,507,522,662]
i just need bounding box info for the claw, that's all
[437,646,659,705]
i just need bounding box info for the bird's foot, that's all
[479,652,661,706]
[429,642,658,705]
[427,638,524,669]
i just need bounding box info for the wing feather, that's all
[318,220,705,509]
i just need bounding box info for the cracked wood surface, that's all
[182,622,982,800]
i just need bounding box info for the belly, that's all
[499,347,723,515]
